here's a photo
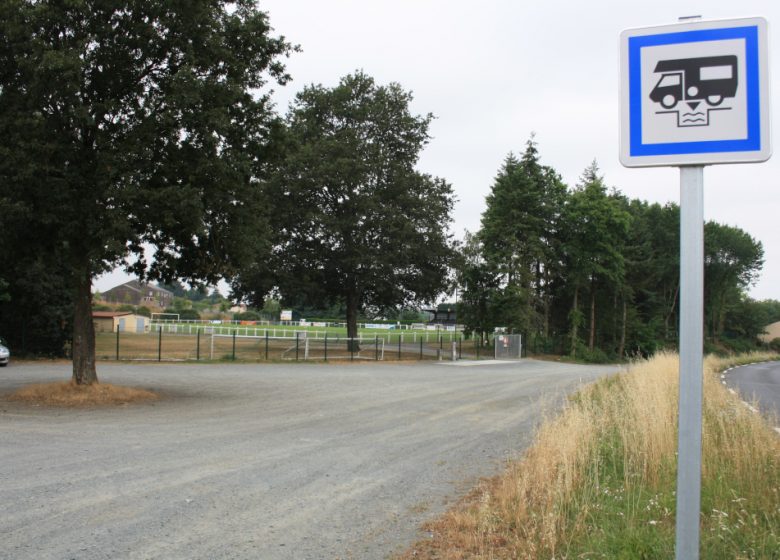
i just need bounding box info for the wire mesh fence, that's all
[95,328,513,363]
[494,334,523,359]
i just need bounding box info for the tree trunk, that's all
[664,282,679,340]
[542,268,550,339]
[588,281,596,351]
[570,285,579,357]
[618,296,627,360]
[72,266,97,385]
[346,289,360,352]
[543,294,550,339]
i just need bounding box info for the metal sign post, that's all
[676,165,704,559]
[620,16,770,559]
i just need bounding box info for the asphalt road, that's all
[724,360,780,429]
[0,359,618,560]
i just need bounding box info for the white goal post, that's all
[151,312,180,323]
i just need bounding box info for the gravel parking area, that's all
[0,359,618,559]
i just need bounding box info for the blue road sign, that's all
[620,17,770,167]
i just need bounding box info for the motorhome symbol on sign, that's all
[619,17,770,167]
[650,56,738,127]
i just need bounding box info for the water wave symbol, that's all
[681,111,706,123]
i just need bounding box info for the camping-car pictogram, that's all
[650,56,737,127]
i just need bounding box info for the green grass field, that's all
[96,327,494,362]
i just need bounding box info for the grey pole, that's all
[675,165,704,560]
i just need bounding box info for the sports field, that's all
[95,325,497,362]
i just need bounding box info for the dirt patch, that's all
[6,381,159,408]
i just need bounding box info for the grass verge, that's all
[399,352,780,559]
[7,381,159,407]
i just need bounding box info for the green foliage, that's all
[397,307,427,323]
[0,0,294,378]
[462,141,769,360]
[171,297,193,312]
[158,280,211,302]
[0,254,73,357]
[163,307,200,321]
[234,71,456,339]
[704,222,764,341]
[573,341,611,364]
[476,139,567,335]
[757,299,780,323]
[456,232,503,338]
[262,299,282,319]
[234,310,262,321]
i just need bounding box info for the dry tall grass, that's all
[401,352,780,559]
[7,381,159,407]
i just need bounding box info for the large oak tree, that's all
[0,0,294,383]
[234,72,455,346]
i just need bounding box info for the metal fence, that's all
[95,329,512,362]
[148,322,462,343]
[494,334,522,359]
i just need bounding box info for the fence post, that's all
[196,328,201,361]
[232,330,236,361]
[116,327,120,361]
[158,326,162,362]
[375,336,379,361]
[324,333,328,362]
[398,335,401,360]
[296,332,300,361]
[265,330,269,360]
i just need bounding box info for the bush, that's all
[574,342,611,363]
[178,309,200,321]
[162,307,200,320]
[234,310,262,321]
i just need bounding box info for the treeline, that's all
[458,139,777,360]
[0,3,776,374]
[0,2,453,378]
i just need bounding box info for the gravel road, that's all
[0,359,619,560]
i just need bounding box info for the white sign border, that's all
[619,17,771,167]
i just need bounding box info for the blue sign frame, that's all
[628,25,761,157]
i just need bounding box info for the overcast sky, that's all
[96,0,780,301]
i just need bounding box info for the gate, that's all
[494,334,522,359]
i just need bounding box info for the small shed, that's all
[93,311,150,333]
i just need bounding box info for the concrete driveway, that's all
[0,359,619,560]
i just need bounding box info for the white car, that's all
[0,338,9,367]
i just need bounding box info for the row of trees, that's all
[458,139,772,360]
[0,1,454,382]
[0,2,774,382]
